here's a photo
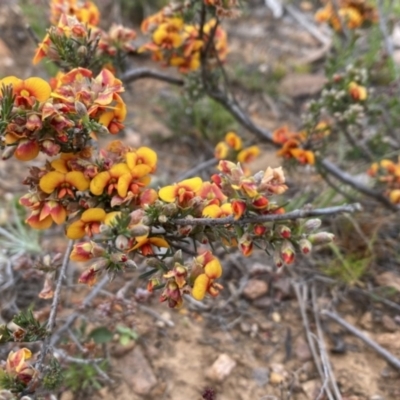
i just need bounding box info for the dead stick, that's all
[321,309,400,370]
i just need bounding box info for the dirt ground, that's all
[1,1,400,399]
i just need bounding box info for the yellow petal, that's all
[39,171,65,194]
[137,147,157,169]
[90,171,111,195]
[225,131,242,150]
[24,77,52,101]
[117,173,132,198]
[81,208,106,223]
[149,237,169,248]
[158,185,177,202]
[66,221,86,240]
[180,177,203,191]
[124,152,137,170]
[204,259,222,279]
[51,158,69,173]
[237,146,260,163]
[202,204,220,218]
[65,171,90,191]
[192,274,209,301]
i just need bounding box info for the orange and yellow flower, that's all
[130,236,169,256]
[0,76,51,106]
[40,170,90,198]
[66,208,106,239]
[159,177,203,207]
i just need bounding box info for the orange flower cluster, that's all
[368,159,400,204]
[315,0,377,31]
[140,11,228,73]
[272,126,316,165]
[50,0,100,26]
[0,67,126,162]
[214,131,260,170]
[2,348,38,388]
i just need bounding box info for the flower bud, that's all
[308,232,335,245]
[277,225,291,239]
[273,249,284,268]
[158,215,168,223]
[303,218,322,232]
[1,146,16,160]
[162,202,178,217]
[77,45,88,57]
[299,238,312,255]
[75,101,88,118]
[115,234,129,250]
[280,239,295,265]
[129,224,150,237]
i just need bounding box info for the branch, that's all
[120,66,397,211]
[121,68,184,86]
[207,90,275,143]
[321,309,400,370]
[319,159,399,211]
[24,240,74,394]
[177,157,217,180]
[170,203,361,226]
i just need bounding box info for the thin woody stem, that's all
[24,240,74,394]
[170,203,362,226]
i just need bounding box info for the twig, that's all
[311,285,342,399]
[292,282,334,400]
[53,348,104,365]
[121,68,184,86]
[321,309,400,370]
[170,203,361,226]
[319,159,399,211]
[27,240,74,393]
[177,157,217,180]
[285,4,331,46]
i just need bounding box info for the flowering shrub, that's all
[2,0,381,396]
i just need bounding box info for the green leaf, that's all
[88,327,113,344]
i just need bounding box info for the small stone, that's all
[271,312,281,323]
[242,279,268,300]
[206,354,237,382]
[381,315,397,332]
[269,372,284,385]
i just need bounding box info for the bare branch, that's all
[121,68,184,86]
[292,282,334,400]
[170,203,362,227]
[319,159,399,211]
[177,157,217,180]
[321,309,400,370]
